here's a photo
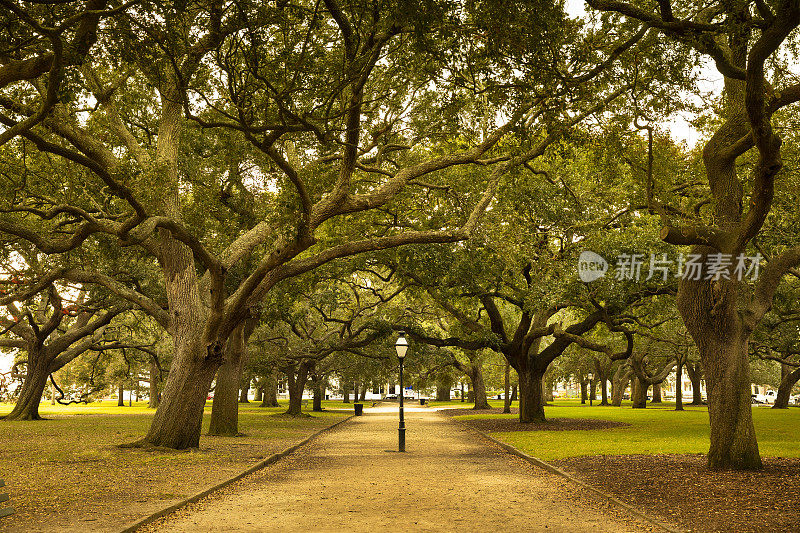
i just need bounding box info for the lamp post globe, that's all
[396,333,409,452]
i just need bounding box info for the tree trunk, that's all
[436,383,451,401]
[675,361,684,411]
[503,361,511,414]
[285,362,311,416]
[589,379,596,402]
[510,384,517,402]
[773,364,800,409]
[467,365,491,410]
[611,368,631,407]
[702,334,761,469]
[239,374,250,403]
[342,386,350,403]
[260,371,280,407]
[359,382,367,402]
[651,382,662,403]
[460,382,465,402]
[312,374,323,412]
[600,377,609,405]
[137,335,220,449]
[3,360,49,421]
[545,377,554,403]
[148,358,161,409]
[208,321,252,436]
[632,376,648,409]
[118,381,125,407]
[518,368,546,423]
[686,362,704,405]
[254,385,263,403]
[50,381,56,405]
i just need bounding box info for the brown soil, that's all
[441,408,629,432]
[0,407,348,532]
[552,454,800,533]
[141,407,657,533]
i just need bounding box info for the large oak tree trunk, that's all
[208,321,253,436]
[611,369,630,407]
[3,359,49,421]
[704,334,761,469]
[259,371,280,407]
[466,366,490,410]
[285,362,311,416]
[631,376,649,409]
[651,382,662,403]
[678,274,761,469]
[518,368,546,423]
[138,334,219,449]
[118,382,125,407]
[773,365,800,409]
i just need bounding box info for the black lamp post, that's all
[588,373,594,407]
[396,332,408,452]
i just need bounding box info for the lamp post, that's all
[396,332,408,452]
[588,373,594,406]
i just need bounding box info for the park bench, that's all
[0,479,13,518]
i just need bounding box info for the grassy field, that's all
[449,399,800,460]
[0,399,351,532]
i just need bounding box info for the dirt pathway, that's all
[144,406,656,532]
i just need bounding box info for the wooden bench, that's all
[0,479,13,518]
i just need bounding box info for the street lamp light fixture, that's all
[396,332,409,452]
[395,334,408,360]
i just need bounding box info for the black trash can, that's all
[419,398,426,405]
[354,403,364,416]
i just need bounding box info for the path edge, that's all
[445,413,686,533]
[118,414,354,533]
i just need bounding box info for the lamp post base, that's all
[399,425,405,452]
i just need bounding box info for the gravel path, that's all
[145,406,655,532]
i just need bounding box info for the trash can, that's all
[419,398,426,405]
[354,403,364,416]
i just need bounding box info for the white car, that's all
[752,390,777,404]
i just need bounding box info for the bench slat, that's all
[0,494,8,504]
[0,507,14,518]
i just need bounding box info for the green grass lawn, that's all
[452,399,800,461]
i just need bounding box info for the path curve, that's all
[143,406,654,532]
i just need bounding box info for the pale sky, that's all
[565,0,724,149]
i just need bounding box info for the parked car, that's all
[383,394,398,400]
[752,390,777,404]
